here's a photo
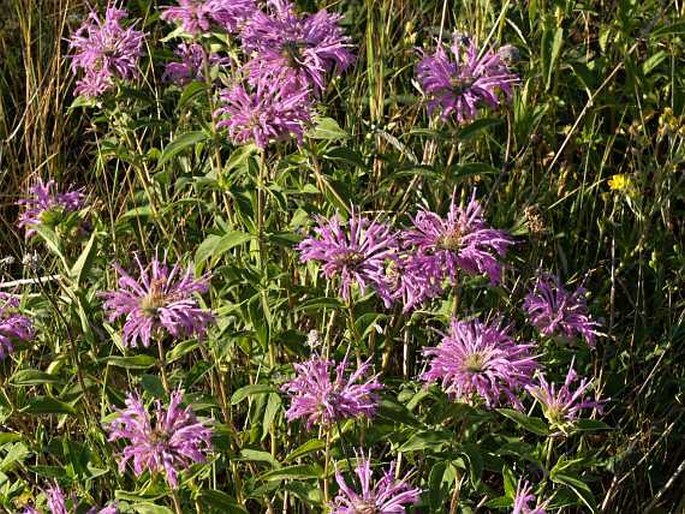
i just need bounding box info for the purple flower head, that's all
[512,479,547,514]
[207,0,257,32]
[107,389,213,488]
[526,361,604,432]
[214,72,312,148]
[281,350,383,429]
[298,211,397,303]
[33,483,116,514]
[45,484,68,514]
[422,317,538,409]
[92,507,119,514]
[100,252,214,349]
[331,452,421,514]
[0,293,34,360]
[17,179,85,238]
[524,274,602,347]
[161,0,212,33]
[417,33,518,123]
[163,42,228,85]
[403,191,513,287]
[161,0,255,34]
[68,5,144,98]
[380,252,442,313]
[241,0,354,92]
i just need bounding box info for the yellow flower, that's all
[608,174,633,191]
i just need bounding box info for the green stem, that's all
[157,337,170,394]
[171,489,183,514]
[323,426,332,505]
[346,302,363,366]
[544,436,555,478]
[451,270,461,318]
[257,150,267,268]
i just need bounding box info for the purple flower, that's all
[0,293,34,360]
[380,252,442,312]
[298,211,397,303]
[422,317,538,409]
[161,0,255,34]
[403,191,513,288]
[100,253,213,349]
[161,0,212,33]
[281,351,382,429]
[68,5,144,98]
[331,453,421,513]
[526,361,604,431]
[214,73,312,148]
[524,274,602,347]
[94,507,118,514]
[106,389,213,488]
[17,179,85,238]
[163,42,228,84]
[512,479,547,514]
[241,0,354,92]
[45,484,67,514]
[29,483,117,514]
[207,0,256,32]
[417,33,518,123]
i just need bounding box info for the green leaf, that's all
[10,370,62,386]
[642,50,667,75]
[428,461,448,511]
[284,439,325,462]
[33,225,68,270]
[0,434,22,446]
[20,397,76,416]
[238,448,280,468]
[26,465,67,478]
[484,496,513,508]
[230,384,277,405]
[294,297,343,312]
[281,482,323,507]
[377,397,422,428]
[354,312,387,340]
[157,130,209,167]
[119,205,153,221]
[498,408,550,436]
[179,81,211,110]
[195,232,254,270]
[0,443,29,472]
[167,340,200,363]
[541,26,564,90]
[69,230,97,285]
[69,95,97,110]
[258,464,323,482]
[308,117,349,140]
[132,504,175,514]
[196,490,248,513]
[459,443,484,486]
[105,355,157,370]
[261,393,282,440]
[551,472,597,512]
[141,374,166,398]
[457,118,502,140]
[650,20,685,38]
[323,147,365,168]
[397,429,454,452]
